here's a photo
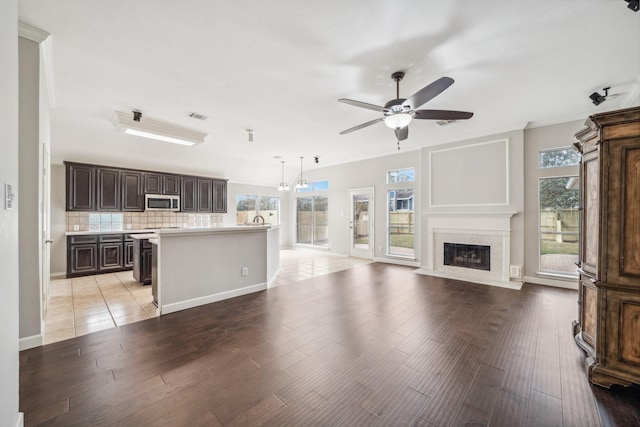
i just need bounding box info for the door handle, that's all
[45,240,53,243]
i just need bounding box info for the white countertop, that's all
[65,225,275,237]
[65,229,156,236]
[130,233,159,240]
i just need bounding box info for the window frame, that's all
[235,194,281,225]
[296,195,328,247]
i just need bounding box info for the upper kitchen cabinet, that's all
[198,179,213,212]
[66,162,96,211]
[181,177,213,212]
[121,170,144,211]
[213,179,228,213]
[181,176,197,212]
[96,167,122,211]
[144,173,180,195]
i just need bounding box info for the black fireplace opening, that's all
[444,243,490,271]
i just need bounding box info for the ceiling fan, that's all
[338,71,474,144]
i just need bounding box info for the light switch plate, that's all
[4,183,15,210]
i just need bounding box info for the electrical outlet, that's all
[510,265,522,279]
[241,267,248,276]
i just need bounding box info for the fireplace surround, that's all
[444,243,490,271]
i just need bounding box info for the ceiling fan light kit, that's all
[338,71,474,144]
[113,111,207,147]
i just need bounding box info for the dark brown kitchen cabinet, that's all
[144,173,180,195]
[163,174,180,195]
[66,163,95,211]
[133,238,153,284]
[124,241,135,268]
[98,234,124,271]
[96,168,121,211]
[198,179,213,212]
[67,235,98,276]
[213,179,227,213]
[144,173,162,194]
[121,171,144,211]
[67,233,147,278]
[181,177,197,212]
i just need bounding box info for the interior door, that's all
[349,188,374,259]
[41,144,51,317]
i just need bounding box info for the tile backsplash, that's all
[66,211,223,232]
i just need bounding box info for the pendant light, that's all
[295,156,308,189]
[277,160,289,191]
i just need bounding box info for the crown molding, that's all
[18,22,49,42]
[18,22,56,108]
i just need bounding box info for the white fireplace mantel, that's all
[418,209,522,290]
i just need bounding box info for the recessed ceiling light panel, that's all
[113,111,207,146]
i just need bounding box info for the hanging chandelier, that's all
[277,160,289,191]
[295,156,308,189]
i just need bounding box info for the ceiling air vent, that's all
[436,119,460,126]
[188,112,208,121]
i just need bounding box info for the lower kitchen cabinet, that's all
[67,235,99,276]
[67,233,143,278]
[133,238,153,285]
[98,234,124,272]
[124,241,135,268]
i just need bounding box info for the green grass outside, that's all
[390,234,414,249]
[541,240,578,255]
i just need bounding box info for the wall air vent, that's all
[188,112,208,121]
[436,119,461,126]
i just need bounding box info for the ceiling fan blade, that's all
[338,98,388,113]
[394,126,409,141]
[414,110,474,120]
[402,77,455,110]
[339,117,384,135]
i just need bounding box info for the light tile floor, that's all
[44,249,372,345]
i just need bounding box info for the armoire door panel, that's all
[622,145,640,277]
[583,154,599,275]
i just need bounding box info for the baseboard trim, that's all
[16,412,24,427]
[161,283,268,315]
[50,271,66,279]
[374,257,421,267]
[19,334,43,351]
[415,268,523,290]
[524,275,578,290]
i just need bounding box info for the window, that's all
[388,189,415,257]
[387,168,415,183]
[539,148,580,168]
[297,196,328,247]
[296,180,329,192]
[539,177,579,275]
[236,195,280,225]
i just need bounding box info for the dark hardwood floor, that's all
[20,263,639,426]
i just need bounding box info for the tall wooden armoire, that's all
[572,106,640,388]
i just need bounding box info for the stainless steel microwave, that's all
[145,194,180,211]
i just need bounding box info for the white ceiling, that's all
[18,0,640,185]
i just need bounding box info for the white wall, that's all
[523,120,582,283]
[18,36,43,344]
[421,130,525,269]
[0,0,22,425]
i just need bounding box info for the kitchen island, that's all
[155,225,279,314]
